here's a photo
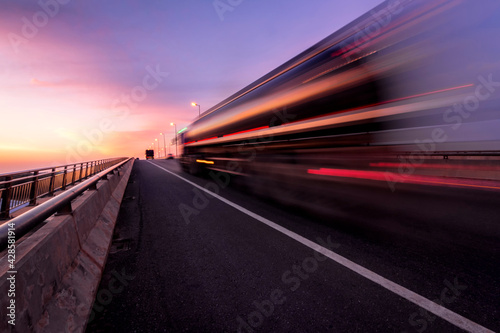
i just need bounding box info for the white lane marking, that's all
[148,160,493,333]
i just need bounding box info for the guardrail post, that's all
[62,166,68,190]
[0,176,13,219]
[71,164,76,185]
[29,171,39,206]
[48,168,56,196]
[78,163,83,182]
[84,162,89,179]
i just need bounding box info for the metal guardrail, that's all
[0,158,126,220]
[0,157,132,250]
[398,151,500,157]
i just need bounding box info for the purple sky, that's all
[0,0,382,171]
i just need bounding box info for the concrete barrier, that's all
[0,159,134,332]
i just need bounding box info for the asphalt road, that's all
[86,159,499,333]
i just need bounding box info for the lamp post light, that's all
[191,102,201,117]
[170,122,177,157]
[160,132,167,158]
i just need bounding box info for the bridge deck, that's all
[86,160,499,332]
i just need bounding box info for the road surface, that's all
[86,159,499,333]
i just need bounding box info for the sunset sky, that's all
[0,0,382,173]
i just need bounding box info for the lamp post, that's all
[170,122,177,157]
[155,138,159,158]
[160,132,166,158]
[191,102,201,117]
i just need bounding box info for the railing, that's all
[398,151,500,158]
[0,157,132,250]
[0,158,127,220]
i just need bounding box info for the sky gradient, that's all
[0,0,382,173]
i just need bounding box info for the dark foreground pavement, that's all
[86,160,499,333]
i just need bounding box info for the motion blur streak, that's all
[308,168,389,181]
[369,162,500,171]
[196,160,215,165]
[222,126,270,138]
[379,84,475,106]
[177,0,500,216]
[308,168,500,191]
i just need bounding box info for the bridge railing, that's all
[0,157,132,250]
[0,158,127,220]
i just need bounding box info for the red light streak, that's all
[308,168,389,181]
[197,136,218,142]
[370,162,498,171]
[307,168,500,191]
[223,126,270,138]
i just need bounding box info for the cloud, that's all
[29,77,78,87]
[30,78,53,86]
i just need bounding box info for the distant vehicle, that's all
[167,153,174,160]
[145,150,154,160]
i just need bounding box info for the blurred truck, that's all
[145,149,154,160]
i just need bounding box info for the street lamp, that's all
[160,132,166,158]
[155,138,159,158]
[191,102,201,117]
[170,122,177,157]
